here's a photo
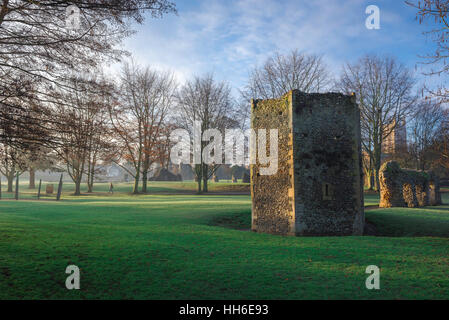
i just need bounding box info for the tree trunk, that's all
[87,166,92,193]
[90,169,94,192]
[74,179,81,196]
[87,182,93,193]
[197,178,202,194]
[15,173,19,200]
[202,164,208,193]
[133,172,140,194]
[373,169,380,192]
[7,173,14,193]
[133,177,139,194]
[420,158,426,172]
[88,155,98,193]
[195,164,202,194]
[364,167,374,190]
[373,141,382,192]
[369,172,375,190]
[87,165,95,193]
[202,176,208,193]
[29,167,35,189]
[141,169,148,193]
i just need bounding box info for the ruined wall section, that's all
[251,95,294,235]
[379,161,407,207]
[291,91,364,236]
[251,90,364,236]
[379,161,442,208]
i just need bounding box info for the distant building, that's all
[363,119,408,188]
[382,119,407,156]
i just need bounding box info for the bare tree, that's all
[0,144,27,192]
[85,79,113,193]
[176,74,239,193]
[0,1,176,84]
[433,117,449,169]
[406,0,449,102]
[409,100,447,171]
[243,49,332,100]
[0,0,176,149]
[0,92,49,191]
[53,75,111,195]
[109,63,176,194]
[337,55,416,191]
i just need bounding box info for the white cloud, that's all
[114,0,445,94]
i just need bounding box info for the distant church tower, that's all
[382,119,407,155]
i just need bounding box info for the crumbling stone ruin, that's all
[379,161,442,208]
[251,90,365,236]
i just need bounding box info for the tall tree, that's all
[84,78,114,193]
[243,49,332,100]
[53,75,112,195]
[177,74,238,193]
[337,55,416,190]
[109,63,176,194]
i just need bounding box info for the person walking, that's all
[109,182,114,194]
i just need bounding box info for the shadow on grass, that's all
[207,210,252,231]
[207,208,449,239]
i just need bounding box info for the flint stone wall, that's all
[251,90,365,236]
[379,161,442,208]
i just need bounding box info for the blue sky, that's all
[121,0,445,93]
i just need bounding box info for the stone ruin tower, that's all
[251,90,365,236]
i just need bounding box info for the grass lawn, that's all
[0,182,448,300]
[0,180,250,199]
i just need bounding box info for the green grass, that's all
[364,193,380,206]
[0,181,250,200]
[0,183,447,300]
[366,206,449,237]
